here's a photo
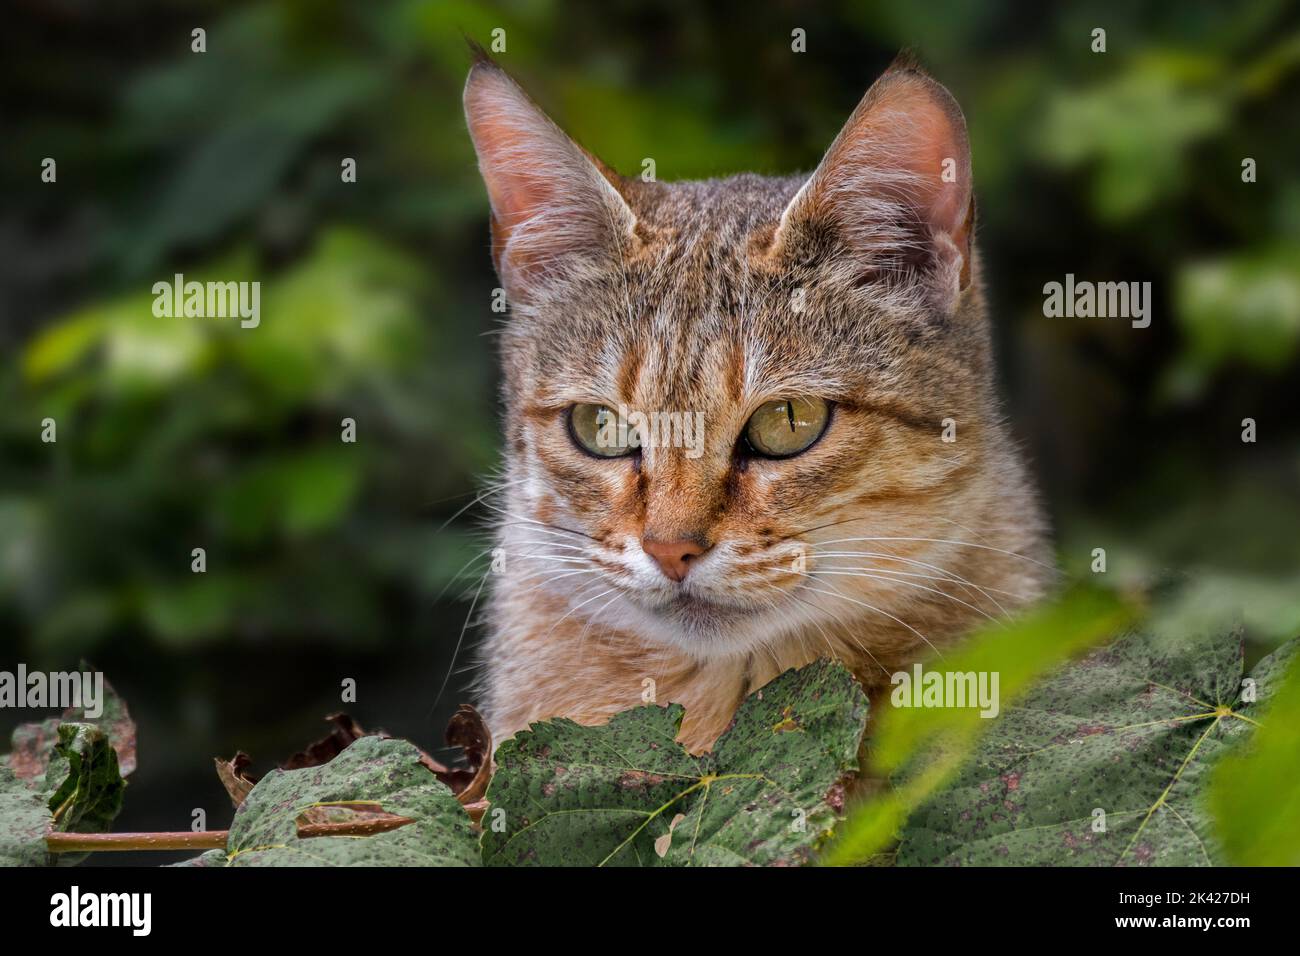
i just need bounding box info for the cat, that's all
[462,50,1052,754]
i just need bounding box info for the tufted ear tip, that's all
[883,48,924,76]
[465,36,492,66]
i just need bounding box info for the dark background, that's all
[2,0,1298,863]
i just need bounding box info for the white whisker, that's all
[795,579,942,658]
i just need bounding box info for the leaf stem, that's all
[45,814,417,853]
[46,830,229,853]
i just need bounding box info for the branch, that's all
[46,830,228,853]
[45,814,416,853]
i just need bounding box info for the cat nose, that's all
[642,537,708,583]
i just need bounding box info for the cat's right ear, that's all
[463,57,637,303]
[769,59,974,312]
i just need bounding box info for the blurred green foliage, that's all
[3,228,490,655]
[1210,650,1300,865]
[2,0,1298,840]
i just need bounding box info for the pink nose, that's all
[642,537,708,582]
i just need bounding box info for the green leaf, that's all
[1,723,127,867]
[168,849,228,867]
[821,584,1134,866]
[895,626,1290,866]
[482,659,868,866]
[44,725,127,839]
[873,584,1133,774]
[1207,641,1300,865]
[198,736,479,867]
[0,768,58,867]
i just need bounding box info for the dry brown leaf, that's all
[214,751,257,807]
[280,713,370,770]
[440,704,493,804]
[211,706,494,816]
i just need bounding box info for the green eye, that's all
[744,398,830,458]
[568,403,638,458]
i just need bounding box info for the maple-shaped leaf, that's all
[895,626,1298,866]
[481,659,868,866]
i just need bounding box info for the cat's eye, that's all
[744,397,830,458]
[568,403,639,458]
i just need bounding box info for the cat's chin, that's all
[620,590,781,658]
[662,592,746,626]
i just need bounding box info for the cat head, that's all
[465,53,1017,661]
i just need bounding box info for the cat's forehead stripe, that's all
[518,171,946,411]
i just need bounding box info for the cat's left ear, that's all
[771,58,974,309]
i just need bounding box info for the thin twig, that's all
[46,830,228,853]
[45,814,417,854]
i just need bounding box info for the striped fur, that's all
[464,54,1052,753]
